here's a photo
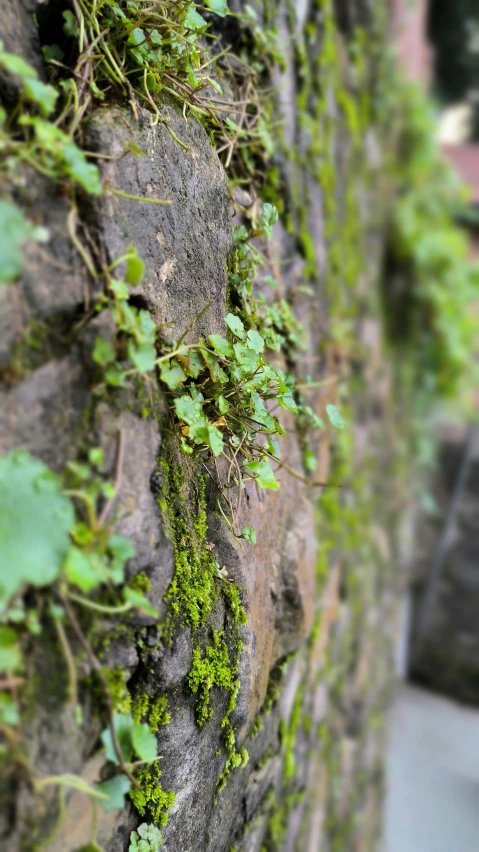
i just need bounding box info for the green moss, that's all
[129,763,175,826]
[128,572,151,594]
[157,435,248,792]
[262,792,303,850]
[149,695,171,731]
[282,689,303,781]
[132,689,150,725]
[250,714,264,737]
[158,441,219,635]
[102,666,132,714]
[187,630,236,726]
[132,688,170,730]
[186,629,248,792]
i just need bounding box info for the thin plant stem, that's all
[67,207,97,280]
[98,428,125,526]
[263,451,343,488]
[58,592,141,791]
[53,615,78,707]
[107,186,172,205]
[67,592,133,615]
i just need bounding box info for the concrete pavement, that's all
[384,683,479,852]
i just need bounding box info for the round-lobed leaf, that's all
[0,451,75,603]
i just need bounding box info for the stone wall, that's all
[0,1,407,850]
[409,424,479,707]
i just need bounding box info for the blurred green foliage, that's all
[385,82,479,410]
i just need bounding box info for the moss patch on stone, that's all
[129,763,176,827]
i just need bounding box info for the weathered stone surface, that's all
[207,432,317,740]
[1,0,43,86]
[0,355,90,471]
[0,170,99,366]
[86,107,232,345]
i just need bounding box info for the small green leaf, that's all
[88,448,104,467]
[243,460,279,490]
[63,9,79,36]
[261,203,278,239]
[189,424,223,457]
[0,200,34,283]
[0,694,19,726]
[64,546,100,592]
[102,482,116,499]
[233,343,259,373]
[217,395,229,414]
[129,27,146,46]
[128,340,156,373]
[0,627,21,672]
[326,403,344,430]
[0,45,38,84]
[96,774,132,812]
[125,246,145,285]
[108,535,135,583]
[93,337,116,366]
[101,712,134,764]
[200,348,228,383]
[277,393,297,413]
[65,461,90,482]
[23,78,58,115]
[160,360,187,390]
[224,313,246,339]
[138,823,162,844]
[209,334,234,358]
[185,348,204,378]
[132,722,157,761]
[150,29,162,45]
[303,450,317,473]
[205,425,224,457]
[138,310,156,341]
[42,44,65,63]
[129,832,140,852]
[105,363,126,387]
[174,395,204,426]
[246,329,265,353]
[184,5,207,29]
[241,526,256,545]
[109,278,129,299]
[124,587,158,618]
[204,0,228,15]
[266,437,281,458]
[0,451,75,603]
[62,141,103,195]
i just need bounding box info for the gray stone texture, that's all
[410,425,479,705]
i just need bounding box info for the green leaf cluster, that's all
[101,711,158,765]
[69,0,229,99]
[0,451,74,605]
[93,247,158,386]
[0,199,49,284]
[229,219,305,353]
[0,42,102,196]
[387,81,479,403]
[129,823,162,852]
